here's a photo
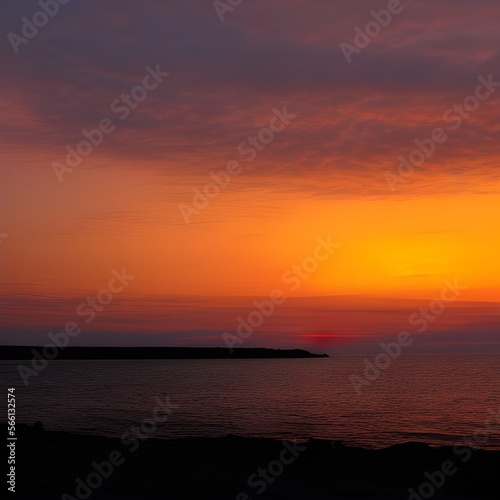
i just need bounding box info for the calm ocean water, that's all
[1,355,499,449]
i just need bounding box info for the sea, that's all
[1,354,499,449]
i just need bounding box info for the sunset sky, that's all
[0,0,499,353]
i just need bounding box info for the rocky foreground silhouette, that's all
[7,423,499,499]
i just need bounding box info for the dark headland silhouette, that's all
[0,346,328,360]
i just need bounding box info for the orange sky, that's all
[1,164,499,299]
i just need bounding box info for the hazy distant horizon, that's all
[1,292,498,355]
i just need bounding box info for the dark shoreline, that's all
[0,346,329,360]
[7,424,499,499]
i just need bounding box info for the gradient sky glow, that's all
[0,0,499,353]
